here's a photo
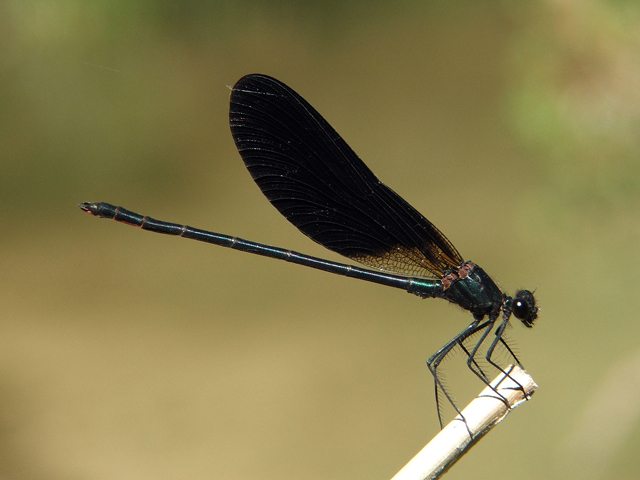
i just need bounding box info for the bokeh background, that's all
[2,1,640,479]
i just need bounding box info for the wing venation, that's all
[229,74,462,278]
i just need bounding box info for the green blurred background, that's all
[2,1,640,479]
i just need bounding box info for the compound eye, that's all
[512,299,530,320]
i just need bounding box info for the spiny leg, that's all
[463,317,515,411]
[484,315,528,399]
[461,318,498,384]
[465,316,500,384]
[499,336,521,366]
[427,319,493,434]
[457,337,489,381]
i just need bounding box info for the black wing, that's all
[229,74,462,278]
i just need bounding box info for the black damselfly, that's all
[80,74,538,434]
